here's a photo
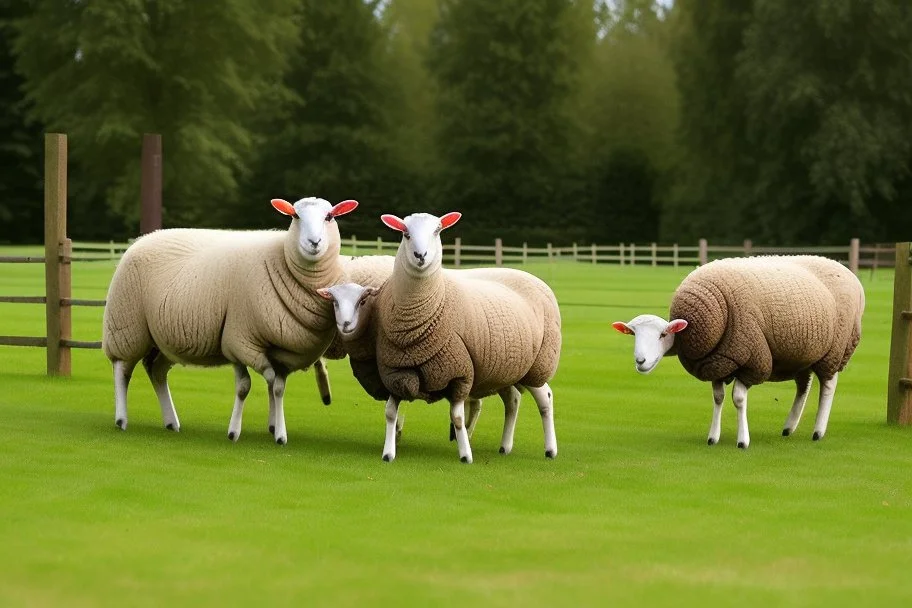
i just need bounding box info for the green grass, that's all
[1,256,910,607]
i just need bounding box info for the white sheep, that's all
[101,196,358,445]
[613,255,865,448]
[373,212,562,463]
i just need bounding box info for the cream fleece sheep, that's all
[613,255,865,448]
[102,196,358,445]
[373,212,562,463]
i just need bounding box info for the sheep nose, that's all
[413,251,427,264]
[342,320,351,329]
[308,238,321,247]
[636,357,646,365]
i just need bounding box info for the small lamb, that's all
[102,196,358,445]
[613,255,865,448]
[373,211,562,463]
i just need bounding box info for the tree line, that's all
[1,0,910,246]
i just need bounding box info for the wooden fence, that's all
[887,242,912,425]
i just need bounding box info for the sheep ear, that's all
[440,212,462,230]
[612,321,634,335]
[381,214,407,233]
[666,319,688,334]
[272,199,298,217]
[363,286,378,297]
[316,288,333,301]
[330,200,358,217]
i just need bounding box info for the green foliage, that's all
[428,0,589,245]
[13,0,298,234]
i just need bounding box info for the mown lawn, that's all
[0,254,910,607]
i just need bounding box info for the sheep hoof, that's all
[813,431,822,441]
[227,431,236,441]
[499,447,506,454]
[115,419,126,430]
[268,425,275,434]
[275,437,286,446]
[322,396,331,406]
[707,438,716,446]
[782,428,791,437]
[545,449,556,459]
[382,453,393,462]
[737,441,747,449]
[166,423,177,432]
[460,456,470,464]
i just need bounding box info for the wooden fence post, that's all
[376,237,382,253]
[351,234,358,255]
[591,243,597,264]
[698,238,708,265]
[495,238,503,266]
[651,242,657,267]
[887,242,912,424]
[140,133,163,235]
[547,243,553,262]
[744,239,752,257]
[619,243,624,266]
[673,243,679,267]
[454,237,461,268]
[849,238,860,274]
[630,243,636,266]
[522,242,528,264]
[44,133,71,376]
[572,242,578,261]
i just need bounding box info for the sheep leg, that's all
[498,386,521,455]
[112,359,137,430]
[382,396,401,462]
[467,398,483,439]
[395,408,405,443]
[451,400,474,464]
[264,368,288,445]
[227,364,252,442]
[732,379,750,449]
[527,383,557,459]
[782,371,813,437]
[143,349,180,432]
[314,358,332,405]
[812,373,838,441]
[707,380,724,445]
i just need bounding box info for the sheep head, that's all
[273,197,358,262]
[612,315,688,374]
[380,211,461,277]
[316,283,378,339]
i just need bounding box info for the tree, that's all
[12,0,299,237]
[238,0,406,237]
[0,0,42,244]
[428,0,591,245]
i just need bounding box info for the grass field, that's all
[1,255,911,607]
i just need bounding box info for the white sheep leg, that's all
[527,383,557,459]
[812,373,838,441]
[314,358,332,405]
[466,398,483,439]
[144,352,180,431]
[264,368,288,445]
[382,396,400,461]
[732,379,750,449]
[267,382,277,436]
[450,400,473,463]
[707,380,724,445]
[227,364,251,442]
[113,360,135,430]
[395,407,405,442]
[498,386,521,455]
[782,371,813,437]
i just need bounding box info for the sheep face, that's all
[613,314,688,374]
[272,197,358,262]
[317,283,376,338]
[381,211,461,277]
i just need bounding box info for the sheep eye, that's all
[659,332,667,339]
[358,299,365,307]
[403,232,411,240]
[325,213,334,222]
[434,226,441,235]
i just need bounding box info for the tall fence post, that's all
[494,238,503,266]
[44,133,71,376]
[651,242,657,267]
[849,238,860,274]
[454,237,461,268]
[572,242,578,261]
[743,239,752,257]
[591,243,597,264]
[547,243,553,262]
[698,238,708,265]
[619,243,624,266]
[673,243,679,267]
[351,234,358,255]
[522,242,528,264]
[887,242,912,424]
[140,133,163,235]
[376,236,382,253]
[630,243,636,266]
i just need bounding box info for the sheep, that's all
[612,255,865,449]
[101,196,358,445]
[372,211,562,463]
